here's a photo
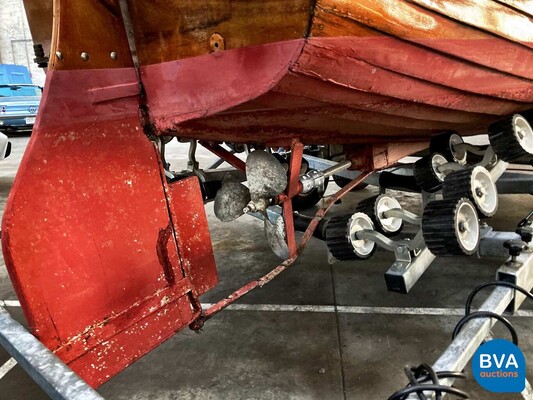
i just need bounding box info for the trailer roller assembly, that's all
[414,153,449,193]
[326,213,377,261]
[355,194,404,237]
[429,131,468,165]
[443,166,499,218]
[489,114,533,163]
[390,231,533,400]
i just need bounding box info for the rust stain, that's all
[156,223,176,285]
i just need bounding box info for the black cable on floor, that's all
[387,365,468,400]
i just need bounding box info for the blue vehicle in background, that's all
[0,64,42,133]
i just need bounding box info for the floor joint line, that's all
[3,299,533,317]
[330,264,347,400]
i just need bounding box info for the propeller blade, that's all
[214,181,251,222]
[264,214,290,260]
[246,151,288,201]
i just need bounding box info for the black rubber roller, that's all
[429,131,467,164]
[355,195,379,218]
[489,114,533,162]
[442,166,498,218]
[326,215,358,261]
[326,214,376,261]
[414,153,448,193]
[356,195,404,236]
[379,172,420,192]
[422,198,480,256]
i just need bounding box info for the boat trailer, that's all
[1,125,533,398]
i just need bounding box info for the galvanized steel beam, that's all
[0,307,104,400]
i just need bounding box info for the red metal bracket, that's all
[199,141,246,172]
[283,140,304,257]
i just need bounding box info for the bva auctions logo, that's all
[472,339,526,393]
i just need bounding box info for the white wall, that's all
[0,0,46,86]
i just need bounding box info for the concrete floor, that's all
[0,135,532,399]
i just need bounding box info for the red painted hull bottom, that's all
[143,37,533,146]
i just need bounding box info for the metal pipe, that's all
[383,208,421,226]
[187,140,198,171]
[322,160,353,177]
[299,160,353,194]
[489,159,509,182]
[436,162,464,174]
[454,143,487,156]
[357,229,398,252]
[0,307,104,400]
[304,155,362,180]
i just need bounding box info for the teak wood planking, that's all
[49,0,132,70]
[127,0,312,65]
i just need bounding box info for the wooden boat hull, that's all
[130,0,533,145]
[22,0,533,146]
[144,36,532,145]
